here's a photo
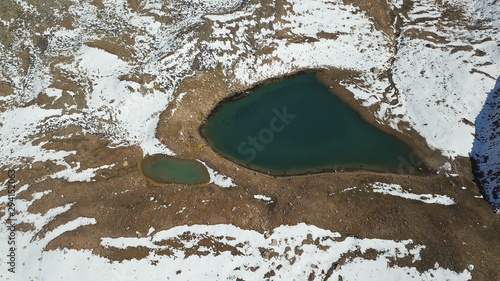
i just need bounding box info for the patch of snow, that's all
[101,237,157,250]
[0,191,95,280]
[42,217,96,245]
[50,163,115,182]
[176,207,187,215]
[371,182,456,205]
[0,223,471,280]
[31,190,52,200]
[341,186,358,193]
[147,227,155,236]
[0,106,75,165]
[226,0,392,88]
[442,162,453,172]
[389,0,404,10]
[64,46,174,156]
[254,194,273,203]
[198,160,236,188]
[44,88,63,98]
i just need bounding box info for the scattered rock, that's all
[262,248,275,259]
[264,270,276,278]
[370,67,381,74]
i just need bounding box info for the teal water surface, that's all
[201,73,417,175]
[140,155,210,185]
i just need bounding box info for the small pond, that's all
[140,154,210,185]
[201,73,417,175]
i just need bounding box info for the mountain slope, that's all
[0,0,499,280]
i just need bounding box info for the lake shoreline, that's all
[156,68,473,182]
[199,70,437,177]
[138,154,211,187]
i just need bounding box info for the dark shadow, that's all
[470,75,500,211]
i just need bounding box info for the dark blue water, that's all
[202,73,416,175]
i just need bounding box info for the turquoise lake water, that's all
[201,73,417,175]
[140,155,210,185]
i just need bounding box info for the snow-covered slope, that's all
[472,77,500,210]
[1,0,498,165]
[0,201,472,281]
[0,0,498,280]
[391,0,499,156]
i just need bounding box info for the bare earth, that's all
[0,0,498,280]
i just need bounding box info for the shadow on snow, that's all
[471,75,500,211]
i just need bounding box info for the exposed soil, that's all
[152,69,499,279]
[3,63,496,278]
[1,66,497,280]
[0,0,498,280]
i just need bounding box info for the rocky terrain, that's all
[0,0,499,280]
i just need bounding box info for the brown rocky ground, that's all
[154,69,500,279]
[0,0,498,279]
[2,67,496,278]
[0,73,497,279]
